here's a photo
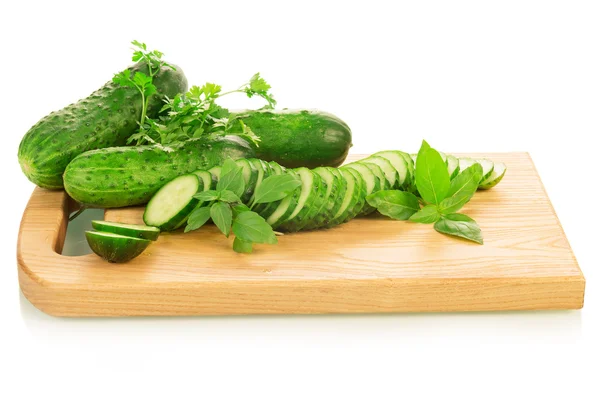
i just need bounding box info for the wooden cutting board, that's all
[17,153,585,317]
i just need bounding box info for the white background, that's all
[1,1,598,397]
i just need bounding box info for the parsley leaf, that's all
[210,202,233,237]
[366,190,421,220]
[252,174,302,205]
[434,214,483,244]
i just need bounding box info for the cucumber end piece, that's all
[85,231,151,263]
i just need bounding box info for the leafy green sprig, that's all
[185,159,300,253]
[113,41,175,145]
[367,140,484,244]
[145,73,276,146]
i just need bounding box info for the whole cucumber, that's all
[63,135,255,208]
[228,109,352,168]
[18,62,188,189]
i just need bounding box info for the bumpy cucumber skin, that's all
[229,109,352,169]
[85,231,151,263]
[64,135,255,208]
[18,62,188,189]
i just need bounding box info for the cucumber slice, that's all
[304,167,347,230]
[479,162,506,189]
[91,220,160,241]
[85,231,151,263]
[208,165,221,180]
[438,152,448,164]
[278,170,327,232]
[235,158,259,203]
[370,151,409,189]
[192,170,213,191]
[360,156,398,188]
[143,174,201,231]
[342,163,379,215]
[263,170,302,227]
[343,168,368,222]
[249,160,276,215]
[331,168,358,225]
[446,155,460,179]
[361,162,390,190]
[268,161,285,175]
[458,158,476,173]
[474,158,495,180]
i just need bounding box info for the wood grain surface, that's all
[17,153,585,317]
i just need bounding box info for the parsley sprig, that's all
[185,159,299,253]
[145,73,276,146]
[112,41,175,145]
[367,140,484,244]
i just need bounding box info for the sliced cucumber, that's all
[474,158,495,181]
[446,155,460,179]
[479,162,506,189]
[343,168,368,222]
[458,158,476,173]
[143,174,202,231]
[264,170,302,228]
[208,165,221,180]
[192,170,213,191]
[91,220,160,241]
[331,168,357,225]
[361,162,390,190]
[268,161,285,175]
[359,156,398,188]
[370,150,409,189]
[235,158,259,202]
[86,231,151,263]
[304,167,346,230]
[342,163,379,215]
[278,170,327,232]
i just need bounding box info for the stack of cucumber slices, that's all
[85,221,160,263]
[143,152,506,234]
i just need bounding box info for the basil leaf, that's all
[253,174,302,204]
[434,213,483,244]
[233,237,253,253]
[210,202,233,237]
[184,206,211,233]
[438,163,483,214]
[232,204,251,218]
[366,190,420,220]
[409,204,440,224]
[415,141,450,205]
[193,190,220,202]
[219,190,242,203]
[232,211,277,244]
[217,159,245,198]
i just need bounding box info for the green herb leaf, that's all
[366,190,421,220]
[438,163,483,214]
[253,174,302,204]
[232,211,277,244]
[409,204,441,224]
[232,204,251,217]
[233,237,253,253]
[219,190,242,203]
[415,141,450,205]
[434,213,483,244]
[217,159,245,198]
[193,190,220,202]
[112,70,135,88]
[210,202,233,237]
[184,206,211,233]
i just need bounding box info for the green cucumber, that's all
[192,170,214,191]
[277,169,327,232]
[360,162,390,190]
[18,62,188,189]
[342,168,368,223]
[303,167,346,230]
[264,170,302,228]
[359,156,398,189]
[85,231,151,263]
[143,174,202,231]
[474,159,495,180]
[479,162,506,189]
[91,220,160,241]
[458,158,476,173]
[64,135,255,208]
[229,109,352,168]
[330,168,358,226]
[369,150,409,189]
[342,163,379,215]
[446,155,460,179]
[235,158,259,203]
